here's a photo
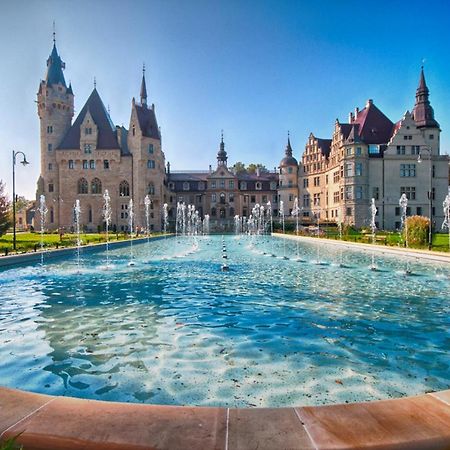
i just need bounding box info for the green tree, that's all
[247,163,269,174]
[232,162,247,174]
[0,180,12,236]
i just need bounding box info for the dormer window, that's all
[255,182,262,190]
[85,127,92,135]
[240,181,247,190]
[198,182,205,190]
[270,182,277,190]
[168,182,175,190]
[183,182,190,191]
[84,144,92,154]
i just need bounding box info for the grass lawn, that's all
[0,232,160,255]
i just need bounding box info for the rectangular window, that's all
[303,194,310,208]
[48,183,54,193]
[395,207,401,216]
[89,160,95,169]
[373,187,379,201]
[84,144,92,154]
[262,195,267,203]
[211,181,216,189]
[400,186,416,200]
[355,162,362,176]
[219,180,225,188]
[48,163,53,170]
[303,178,309,188]
[368,145,379,154]
[147,160,155,169]
[196,195,202,203]
[83,160,88,169]
[313,193,320,206]
[289,194,294,201]
[400,164,416,177]
[333,171,340,183]
[251,195,256,203]
[345,186,352,200]
[333,191,339,203]
[272,194,278,203]
[396,145,406,155]
[313,176,320,186]
[148,144,154,154]
[104,160,109,169]
[346,147,352,156]
[346,207,352,216]
[68,160,74,169]
[47,126,53,134]
[229,180,234,189]
[48,143,53,152]
[429,134,434,139]
[416,206,422,215]
[229,193,234,202]
[411,145,420,155]
[356,147,362,156]
[345,162,353,177]
[355,186,363,199]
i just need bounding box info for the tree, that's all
[0,180,11,236]
[247,163,269,174]
[232,162,247,174]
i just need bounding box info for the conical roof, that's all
[46,44,67,87]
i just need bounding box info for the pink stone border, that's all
[0,387,449,449]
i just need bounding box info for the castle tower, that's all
[278,133,298,216]
[412,67,440,154]
[128,67,165,231]
[217,131,228,167]
[36,36,74,228]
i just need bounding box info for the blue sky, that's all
[0,0,449,199]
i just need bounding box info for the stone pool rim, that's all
[0,386,449,449]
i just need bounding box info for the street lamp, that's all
[12,150,30,251]
[417,147,432,249]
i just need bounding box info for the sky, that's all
[0,0,449,199]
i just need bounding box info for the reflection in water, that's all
[0,235,449,407]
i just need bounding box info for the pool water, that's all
[0,235,449,407]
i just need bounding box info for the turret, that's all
[36,35,74,227]
[217,131,228,167]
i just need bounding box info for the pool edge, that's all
[1,386,449,449]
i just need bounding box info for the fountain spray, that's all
[74,199,81,272]
[103,190,112,268]
[39,195,48,266]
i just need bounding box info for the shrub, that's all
[0,180,11,237]
[404,215,430,246]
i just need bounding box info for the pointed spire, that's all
[412,66,439,129]
[93,77,97,89]
[217,130,227,166]
[67,81,73,95]
[140,63,147,107]
[285,131,292,156]
[45,27,66,87]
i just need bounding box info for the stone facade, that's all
[35,41,448,233]
[298,69,449,230]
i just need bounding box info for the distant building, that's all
[298,69,449,230]
[35,37,448,232]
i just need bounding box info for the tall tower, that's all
[217,131,228,167]
[412,67,440,154]
[278,133,298,216]
[36,34,74,228]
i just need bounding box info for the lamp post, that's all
[417,147,432,249]
[12,150,30,251]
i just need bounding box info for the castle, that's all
[36,38,449,232]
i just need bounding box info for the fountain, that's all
[203,214,210,235]
[442,187,450,253]
[234,215,240,235]
[102,190,112,269]
[128,199,135,266]
[279,200,287,259]
[144,195,151,243]
[163,203,169,235]
[336,207,345,267]
[291,197,302,261]
[74,199,82,272]
[38,194,48,266]
[369,198,377,271]
[313,207,323,264]
[266,201,273,235]
[399,193,411,274]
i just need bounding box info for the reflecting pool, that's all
[0,235,449,407]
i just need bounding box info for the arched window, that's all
[119,180,130,196]
[91,178,102,194]
[148,183,155,195]
[229,207,235,217]
[183,182,190,191]
[220,208,226,218]
[220,193,226,204]
[78,178,88,194]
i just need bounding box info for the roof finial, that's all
[107,104,110,114]
[52,21,56,44]
[94,77,96,89]
[143,62,145,76]
[221,129,224,143]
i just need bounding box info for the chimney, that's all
[366,99,373,107]
[167,161,170,174]
[355,107,359,117]
[152,103,155,111]
[348,112,354,123]
[209,164,212,174]
[256,167,260,177]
